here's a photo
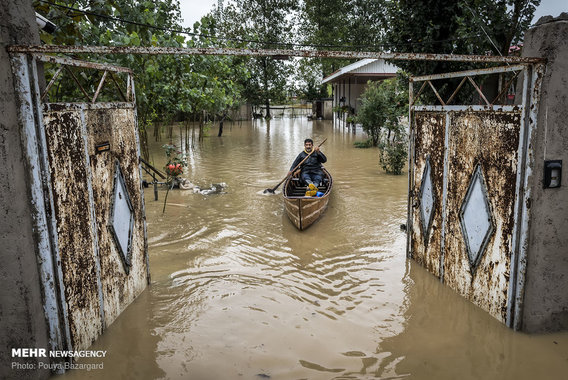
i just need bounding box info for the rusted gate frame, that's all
[407,63,545,330]
[33,53,134,104]
[10,53,69,361]
[9,52,142,361]
[409,64,527,107]
[8,45,545,64]
[511,64,544,330]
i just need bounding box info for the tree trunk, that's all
[262,58,271,119]
[199,111,204,142]
[191,114,196,149]
[265,98,271,119]
[139,123,150,161]
[217,120,224,137]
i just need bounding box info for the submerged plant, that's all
[353,139,373,148]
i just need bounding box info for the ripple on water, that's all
[140,121,413,378]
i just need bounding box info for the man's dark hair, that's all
[304,138,313,144]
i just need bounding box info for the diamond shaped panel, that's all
[109,161,134,273]
[419,158,435,244]
[459,165,494,269]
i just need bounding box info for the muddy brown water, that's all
[56,118,568,379]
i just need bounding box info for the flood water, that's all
[57,118,568,379]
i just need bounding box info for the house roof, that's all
[322,58,399,84]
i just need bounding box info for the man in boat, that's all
[288,139,327,196]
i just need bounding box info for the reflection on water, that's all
[56,118,568,380]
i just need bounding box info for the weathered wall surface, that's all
[521,14,568,333]
[0,1,51,379]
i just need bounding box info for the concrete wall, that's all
[521,14,568,333]
[0,1,51,379]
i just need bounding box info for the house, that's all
[322,58,399,116]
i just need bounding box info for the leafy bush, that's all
[355,77,408,147]
[379,134,408,175]
[353,139,373,148]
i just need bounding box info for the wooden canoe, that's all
[283,168,332,230]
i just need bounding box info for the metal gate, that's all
[10,53,150,353]
[407,64,543,328]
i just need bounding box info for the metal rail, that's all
[27,53,134,104]
[8,45,545,64]
[410,64,531,107]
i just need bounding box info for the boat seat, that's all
[289,186,327,197]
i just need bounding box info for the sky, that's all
[179,0,567,30]
[179,0,217,29]
[531,0,567,22]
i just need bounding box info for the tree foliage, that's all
[299,0,386,75]
[382,0,539,103]
[33,0,248,144]
[32,0,541,127]
[355,77,408,174]
[355,77,408,147]
[216,0,297,117]
[384,0,540,76]
[296,0,387,98]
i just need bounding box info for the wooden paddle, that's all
[264,138,327,194]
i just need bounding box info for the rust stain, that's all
[7,45,546,64]
[443,111,521,322]
[411,109,522,323]
[85,107,147,327]
[411,112,445,278]
[42,104,148,349]
[43,111,103,350]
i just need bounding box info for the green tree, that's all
[34,0,190,157]
[293,59,329,102]
[296,0,387,104]
[456,0,540,56]
[297,0,538,105]
[299,0,351,78]
[187,15,249,137]
[217,0,297,118]
[34,1,249,151]
[384,0,540,101]
[356,77,408,175]
[355,77,408,147]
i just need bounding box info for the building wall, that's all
[333,82,367,114]
[521,14,568,333]
[323,99,333,120]
[0,1,51,379]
